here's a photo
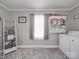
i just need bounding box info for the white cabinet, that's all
[59,34,79,59]
[70,38,79,59]
[59,34,71,58]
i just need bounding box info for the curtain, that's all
[30,14,34,39]
[44,14,49,40]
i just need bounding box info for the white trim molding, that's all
[0,3,9,10]
[70,4,79,10]
[0,3,79,11]
[8,9,71,11]
[18,45,59,48]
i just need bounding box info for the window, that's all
[34,15,44,40]
[30,14,49,40]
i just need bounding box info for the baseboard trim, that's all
[18,45,59,48]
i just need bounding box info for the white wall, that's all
[10,10,70,46]
[69,6,79,30]
[0,6,11,28]
[0,5,72,46]
[0,5,71,46]
[0,6,10,21]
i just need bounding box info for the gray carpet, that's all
[5,48,69,59]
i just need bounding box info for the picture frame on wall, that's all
[49,15,66,33]
[18,16,26,23]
